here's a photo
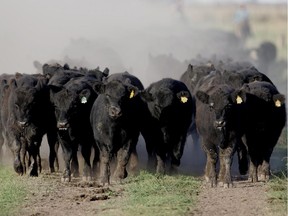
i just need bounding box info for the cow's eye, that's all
[105,94,111,99]
[15,104,19,110]
[226,104,232,110]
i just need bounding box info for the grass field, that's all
[97,171,201,216]
[0,166,27,216]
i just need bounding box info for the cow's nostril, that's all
[57,122,68,130]
[109,106,122,117]
[215,120,226,128]
[18,121,28,127]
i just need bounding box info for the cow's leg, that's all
[248,156,259,183]
[259,148,273,182]
[0,132,4,163]
[218,147,233,188]
[142,131,157,172]
[37,149,42,174]
[236,138,249,175]
[114,137,137,181]
[128,145,139,175]
[170,134,186,174]
[28,142,39,177]
[81,143,92,181]
[92,144,100,178]
[70,145,79,178]
[114,148,129,181]
[98,147,111,185]
[60,138,73,182]
[47,131,59,173]
[155,137,166,174]
[204,145,218,187]
[141,124,162,172]
[11,138,26,175]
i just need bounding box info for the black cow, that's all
[1,73,58,176]
[195,71,246,187]
[180,64,216,144]
[49,68,109,182]
[239,81,286,182]
[90,73,142,184]
[104,72,146,171]
[140,78,193,174]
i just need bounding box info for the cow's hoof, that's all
[82,176,92,182]
[61,176,71,182]
[223,183,233,188]
[114,169,128,180]
[14,163,24,175]
[72,172,80,178]
[29,170,38,177]
[100,175,110,186]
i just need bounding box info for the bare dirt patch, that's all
[18,171,124,216]
[189,176,274,216]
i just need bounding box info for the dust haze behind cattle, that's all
[0,1,246,84]
[0,0,286,175]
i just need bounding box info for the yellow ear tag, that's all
[81,97,87,104]
[275,100,281,107]
[129,90,135,99]
[180,96,188,103]
[236,95,243,104]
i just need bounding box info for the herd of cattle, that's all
[0,59,286,187]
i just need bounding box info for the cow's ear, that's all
[2,84,9,94]
[196,91,209,104]
[103,68,109,77]
[36,77,48,90]
[139,90,153,102]
[231,90,246,104]
[176,91,190,104]
[1,79,7,86]
[187,64,193,78]
[127,86,138,99]
[79,89,91,104]
[273,94,285,108]
[15,72,22,79]
[124,78,131,85]
[49,85,62,93]
[93,82,105,94]
[10,79,17,89]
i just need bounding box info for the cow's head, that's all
[10,77,45,128]
[141,86,191,120]
[49,83,94,130]
[196,85,246,146]
[93,79,139,119]
[187,63,215,84]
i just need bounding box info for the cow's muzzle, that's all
[108,106,122,118]
[214,120,226,130]
[57,121,69,131]
[18,121,28,128]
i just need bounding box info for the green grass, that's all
[0,166,27,216]
[99,171,201,216]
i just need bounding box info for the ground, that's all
[190,177,272,216]
[15,169,274,216]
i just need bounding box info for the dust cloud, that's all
[0,0,286,176]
